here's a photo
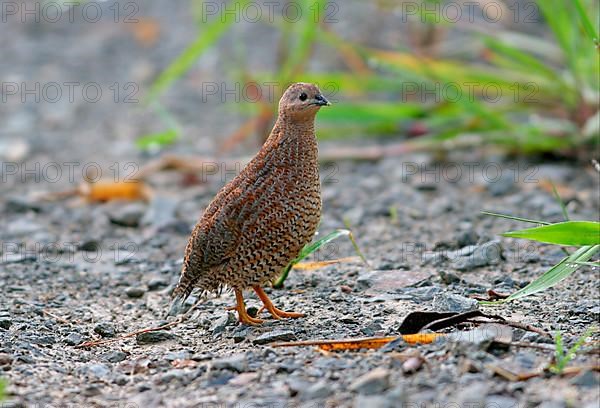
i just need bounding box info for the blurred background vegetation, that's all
[140,0,599,159]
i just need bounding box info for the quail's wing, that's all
[192,187,245,267]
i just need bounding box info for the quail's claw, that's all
[253,286,304,320]
[235,289,264,325]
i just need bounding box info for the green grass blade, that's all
[502,221,600,246]
[348,231,369,267]
[279,0,327,81]
[566,326,597,359]
[553,330,565,372]
[573,0,599,42]
[501,245,599,302]
[573,261,600,267]
[0,378,5,402]
[551,326,597,373]
[297,229,351,261]
[481,211,550,225]
[536,0,573,61]
[273,229,351,288]
[146,0,250,102]
[484,36,559,81]
[551,182,570,221]
[135,129,178,150]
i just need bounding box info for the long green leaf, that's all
[484,37,559,81]
[573,0,599,42]
[0,378,5,402]
[502,221,600,246]
[297,229,351,261]
[482,245,599,304]
[273,229,351,288]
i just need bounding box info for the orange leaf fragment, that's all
[293,256,363,270]
[81,180,150,202]
[272,333,444,351]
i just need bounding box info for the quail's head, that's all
[278,82,330,120]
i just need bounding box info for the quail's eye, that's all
[299,92,308,101]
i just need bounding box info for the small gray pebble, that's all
[64,332,83,346]
[125,287,145,298]
[136,331,175,345]
[94,322,116,338]
[253,330,296,345]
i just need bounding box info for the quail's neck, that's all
[258,115,318,168]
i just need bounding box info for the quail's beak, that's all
[314,93,331,106]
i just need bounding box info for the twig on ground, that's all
[467,318,551,338]
[488,364,600,381]
[75,300,202,349]
[42,310,72,325]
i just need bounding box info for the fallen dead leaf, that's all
[272,333,444,351]
[81,180,152,202]
[293,256,363,270]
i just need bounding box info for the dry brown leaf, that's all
[272,333,444,351]
[293,256,363,270]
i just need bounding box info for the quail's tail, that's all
[167,261,196,317]
[167,274,193,317]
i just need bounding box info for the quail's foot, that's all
[235,289,264,325]
[253,286,305,320]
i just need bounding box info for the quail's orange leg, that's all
[235,289,264,325]
[253,286,304,319]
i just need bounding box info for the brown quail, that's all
[169,82,330,325]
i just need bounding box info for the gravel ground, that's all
[1,1,599,407]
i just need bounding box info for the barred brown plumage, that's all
[169,83,330,325]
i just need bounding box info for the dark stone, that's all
[107,203,146,227]
[302,380,333,400]
[30,335,56,345]
[78,239,101,252]
[81,363,111,379]
[147,278,169,291]
[0,318,12,330]
[452,241,504,271]
[253,330,296,345]
[211,313,235,336]
[5,196,42,213]
[94,322,116,338]
[136,331,175,345]
[349,368,390,395]
[125,287,146,298]
[487,172,516,196]
[439,270,460,284]
[432,293,478,312]
[0,353,14,366]
[570,370,599,388]
[102,350,128,363]
[455,228,479,247]
[212,353,248,372]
